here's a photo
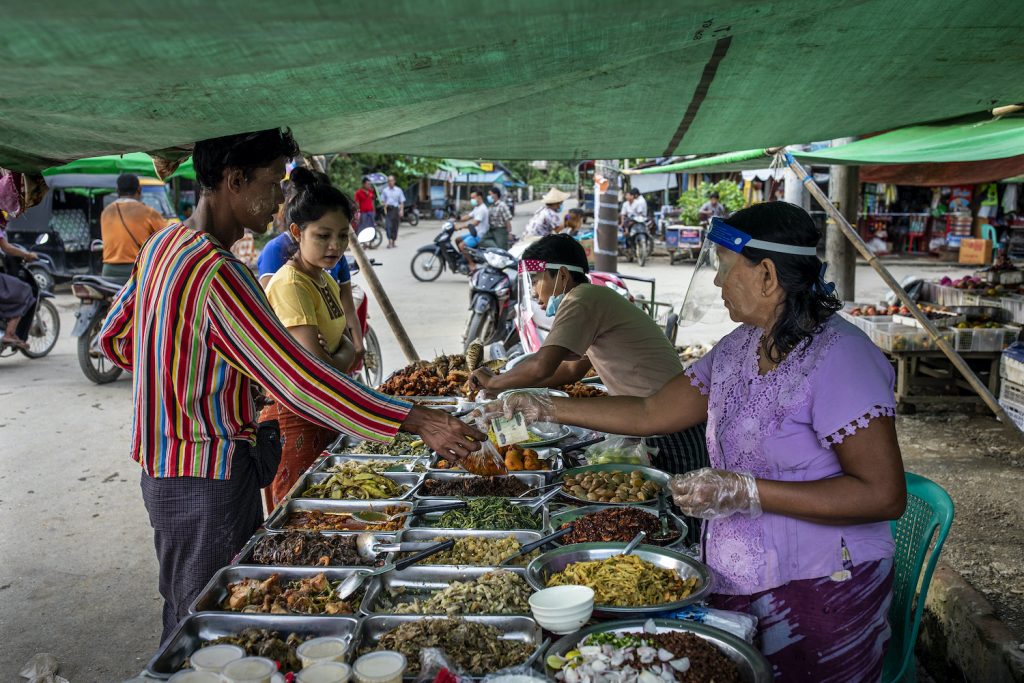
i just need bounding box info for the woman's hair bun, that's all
[289,166,329,191]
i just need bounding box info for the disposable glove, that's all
[669,467,762,519]
[473,388,556,425]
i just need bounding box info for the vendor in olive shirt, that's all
[470,235,708,520]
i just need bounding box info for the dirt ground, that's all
[896,411,1024,640]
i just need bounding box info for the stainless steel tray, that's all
[314,454,430,474]
[233,530,397,567]
[394,529,544,566]
[264,499,415,533]
[359,565,530,615]
[190,565,370,615]
[145,612,360,678]
[407,502,548,532]
[327,433,434,456]
[286,471,423,502]
[525,542,713,617]
[545,619,771,683]
[428,447,563,478]
[416,471,547,500]
[546,503,687,549]
[351,615,542,679]
[555,463,670,506]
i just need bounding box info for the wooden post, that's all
[594,160,620,273]
[305,156,420,364]
[780,151,1019,434]
[826,139,858,301]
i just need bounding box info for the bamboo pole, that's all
[305,156,420,364]
[778,150,1018,432]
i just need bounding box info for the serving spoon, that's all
[336,539,455,601]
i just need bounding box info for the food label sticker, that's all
[491,413,531,446]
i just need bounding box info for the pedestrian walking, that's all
[380,175,405,248]
[354,176,377,232]
[486,187,512,249]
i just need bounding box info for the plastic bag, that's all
[661,605,759,644]
[584,435,656,466]
[19,654,69,683]
[453,413,508,476]
[413,648,473,683]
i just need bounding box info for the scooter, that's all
[621,217,655,267]
[345,227,386,387]
[70,265,126,384]
[462,248,519,351]
[0,254,61,359]
[410,222,481,282]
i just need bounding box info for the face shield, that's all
[515,259,587,352]
[680,217,819,325]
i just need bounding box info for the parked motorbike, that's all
[70,273,125,383]
[345,227,385,387]
[410,222,480,282]
[0,255,61,359]
[462,248,519,351]
[402,206,420,226]
[621,217,655,267]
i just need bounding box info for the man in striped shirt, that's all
[99,129,484,640]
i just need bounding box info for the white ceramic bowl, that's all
[529,585,595,633]
[530,603,595,618]
[532,611,593,635]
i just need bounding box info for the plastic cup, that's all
[220,656,278,683]
[189,643,246,672]
[352,651,407,683]
[167,671,222,682]
[297,662,353,683]
[297,636,349,666]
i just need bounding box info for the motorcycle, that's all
[621,217,655,267]
[0,255,61,359]
[70,271,125,383]
[402,206,420,226]
[345,227,385,387]
[410,222,480,282]
[462,248,519,352]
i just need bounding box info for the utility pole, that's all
[826,138,858,301]
[593,160,620,273]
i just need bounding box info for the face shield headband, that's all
[516,260,588,346]
[706,217,819,257]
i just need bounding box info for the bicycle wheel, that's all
[360,326,383,387]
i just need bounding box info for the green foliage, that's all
[499,160,578,187]
[326,153,438,194]
[676,180,744,224]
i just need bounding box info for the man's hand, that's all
[25,252,40,262]
[469,368,497,395]
[401,405,486,460]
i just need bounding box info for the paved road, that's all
[0,201,976,680]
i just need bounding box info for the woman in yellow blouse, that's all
[261,168,358,507]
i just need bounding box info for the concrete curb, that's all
[918,562,1024,682]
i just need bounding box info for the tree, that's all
[326,153,438,195]
[676,180,745,224]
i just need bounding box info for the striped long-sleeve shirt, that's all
[99,224,411,479]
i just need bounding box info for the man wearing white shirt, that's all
[455,190,490,274]
[619,187,648,229]
[380,175,406,248]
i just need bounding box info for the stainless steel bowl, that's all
[556,464,670,506]
[546,504,686,549]
[544,619,771,683]
[524,542,713,617]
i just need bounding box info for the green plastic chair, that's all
[882,472,955,683]
[981,223,998,261]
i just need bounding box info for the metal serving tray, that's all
[359,565,530,615]
[393,529,544,566]
[313,454,430,474]
[546,504,688,550]
[286,471,423,502]
[264,499,415,533]
[545,619,771,683]
[350,615,542,680]
[428,447,563,478]
[233,530,397,567]
[407,503,549,532]
[190,565,370,615]
[416,471,547,500]
[555,463,671,506]
[145,613,360,678]
[327,433,435,456]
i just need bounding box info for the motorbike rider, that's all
[0,223,39,350]
[455,190,490,274]
[698,190,729,223]
[100,173,167,284]
[619,186,648,233]
[470,234,709,542]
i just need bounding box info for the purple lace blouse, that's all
[685,315,896,595]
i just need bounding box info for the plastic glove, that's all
[669,467,762,520]
[473,389,556,425]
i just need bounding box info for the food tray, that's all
[544,619,771,683]
[394,528,543,555]
[233,530,398,566]
[415,471,548,500]
[286,471,424,502]
[145,612,360,678]
[555,463,671,506]
[359,565,530,615]
[264,499,415,533]
[350,615,542,680]
[407,505,549,532]
[313,454,430,474]
[547,503,687,550]
[190,565,371,615]
[428,447,563,478]
[525,542,713,617]
[327,433,433,457]
[952,325,1019,353]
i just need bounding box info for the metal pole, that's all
[305,156,420,364]
[594,160,620,273]
[826,139,858,301]
[781,151,1018,432]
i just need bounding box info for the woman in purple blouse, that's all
[493,202,906,682]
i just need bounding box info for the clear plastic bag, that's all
[453,413,508,476]
[19,654,69,683]
[413,648,473,683]
[661,605,759,643]
[584,435,656,466]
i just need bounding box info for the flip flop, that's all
[1,337,29,351]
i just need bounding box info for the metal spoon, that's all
[353,533,440,562]
[620,531,647,556]
[498,525,574,566]
[336,539,455,601]
[351,501,466,525]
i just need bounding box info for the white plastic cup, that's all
[167,671,222,682]
[220,656,278,683]
[189,644,246,672]
[296,662,353,683]
[352,651,407,683]
[297,636,349,666]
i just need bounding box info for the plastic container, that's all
[952,325,1018,353]
[221,656,278,683]
[188,644,246,672]
[167,671,222,683]
[297,662,352,683]
[1001,353,1024,385]
[297,636,348,666]
[352,651,407,683]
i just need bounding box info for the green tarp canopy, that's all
[42,153,195,180]
[3,1,1024,171]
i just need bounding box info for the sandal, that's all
[1,336,29,351]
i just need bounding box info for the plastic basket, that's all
[1000,379,1024,407]
[1000,354,1024,385]
[870,324,953,353]
[839,310,893,334]
[998,399,1024,431]
[951,326,1019,353]
[998,295,1024,324]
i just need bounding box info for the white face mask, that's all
[470,198,478,206]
